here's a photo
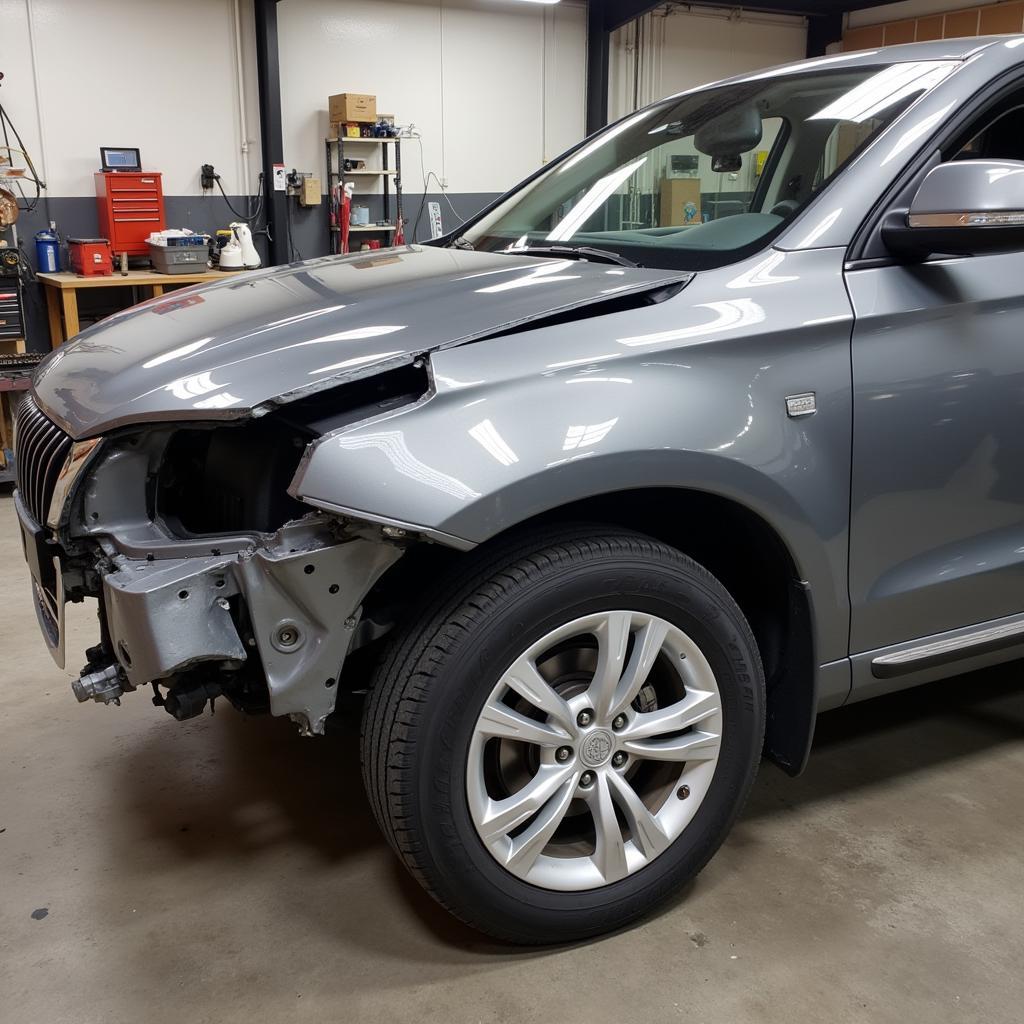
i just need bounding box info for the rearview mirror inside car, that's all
[712,154,742,173]
[883,159,1024,258]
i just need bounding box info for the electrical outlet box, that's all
[300,176,321,207]
[428,201,443,239]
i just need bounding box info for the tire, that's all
[360,525,765,944]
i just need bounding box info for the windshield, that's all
[460,60,956,270]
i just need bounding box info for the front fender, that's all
[291,250,853,665]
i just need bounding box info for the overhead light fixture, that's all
[503,0,561,5]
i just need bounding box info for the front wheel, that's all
[361,527,765,943]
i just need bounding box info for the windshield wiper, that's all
[450,236,474,250]
[502,245,639,268]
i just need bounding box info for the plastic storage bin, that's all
[147,239,208,274]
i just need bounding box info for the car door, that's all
[846,97,1024,683]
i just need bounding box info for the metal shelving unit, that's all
[325,136,404,254]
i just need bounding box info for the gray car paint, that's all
[294,245,856,682]
[910,158,1024,217]
[31,247,687,439]
[19,36,1024,734]
[847,248,1024,657]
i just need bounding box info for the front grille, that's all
[14,394,73,526]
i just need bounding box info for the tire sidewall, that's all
[411,547,763,939]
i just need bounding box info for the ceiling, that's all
[601,1,901,31]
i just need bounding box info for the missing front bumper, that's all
[85,516,400,734]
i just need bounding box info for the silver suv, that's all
[15,38,1024,942]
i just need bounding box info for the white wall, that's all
[609,5,807,121]
[847,0,979,26]
[0,0,583,204]
[0,0,261,198]
[277,0,587,197]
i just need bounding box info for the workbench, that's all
[37,270,236,348]
[0,366,35,483]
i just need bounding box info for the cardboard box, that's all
[659,179,702,227]
[329,93,377,124]
[300,177,321,208]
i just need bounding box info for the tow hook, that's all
[71,662,130,705]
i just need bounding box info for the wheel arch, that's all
[361,485,821,776]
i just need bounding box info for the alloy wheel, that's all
[466,610,723,892]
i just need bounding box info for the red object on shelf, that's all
[340,186,351,255]
[95,171,166,257]
[68,238,113,277]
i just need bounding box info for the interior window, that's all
[815,115,891,189]
[549,117,785,236]
[462,60,958,271]
[954,102,1024,161]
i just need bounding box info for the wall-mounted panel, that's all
[981,1,1024,31]
[845,1,1024,49]
[944,8,982,34]
[916,15,947,39]
[883,19,918,44]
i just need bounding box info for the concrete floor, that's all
[1,492,1023,1024]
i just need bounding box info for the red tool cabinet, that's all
[94,171,166,256]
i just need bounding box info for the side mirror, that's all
[883,159,1024,258]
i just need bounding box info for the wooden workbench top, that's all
[37,269,240,289]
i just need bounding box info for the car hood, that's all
[32,245,691,439]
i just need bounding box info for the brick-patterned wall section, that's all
[843,1,1024,50]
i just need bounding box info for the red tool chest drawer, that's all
[95,172,166,256]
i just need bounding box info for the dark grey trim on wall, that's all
[11,191,500,353]
[16,195,257,269]
[284,191,501,264]
[13,194,256,353]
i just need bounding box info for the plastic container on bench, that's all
[147,234,209,275]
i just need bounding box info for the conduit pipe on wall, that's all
[23,0,52,224]
[663,2,807,30]
[233,0,252,192]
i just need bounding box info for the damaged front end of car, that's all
[14,245,693,734]
[13,366,434,736]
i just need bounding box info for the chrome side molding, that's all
[871,614,1024,678]
[908,210,1024,228]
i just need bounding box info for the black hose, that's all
[215,175,265,225]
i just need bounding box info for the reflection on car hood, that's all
[31,245,691,439]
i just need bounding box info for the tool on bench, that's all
[147,229,209,274]
[217,222,261,271]
[68,238,113,277]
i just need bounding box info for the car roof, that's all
[707,34,1020,90]
[650,36,1018,108]
[828,34,1017,64]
